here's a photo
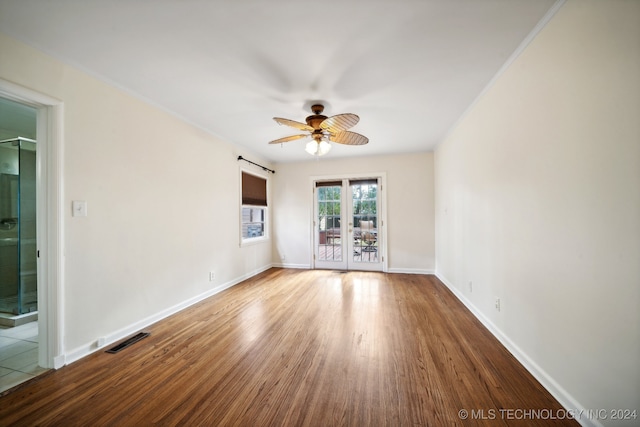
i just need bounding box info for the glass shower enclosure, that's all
[0,136,37,315]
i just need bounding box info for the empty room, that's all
[0,0,638,426]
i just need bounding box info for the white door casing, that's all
[312,173,387,272]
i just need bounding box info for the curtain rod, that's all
[237,156,275,174]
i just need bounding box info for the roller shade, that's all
[315,180,343,187]
[242,172,267,206]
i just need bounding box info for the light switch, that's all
[72,200,87,217]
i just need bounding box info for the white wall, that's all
[273,152,435,273]
[0,33,273,359]
[435,0,639,424]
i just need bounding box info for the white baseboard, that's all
[272,262,310,269]
[64,264,274,366]
[435,272,600,427]
[271,265,434,274]
[52,354,66,369]
[387,268,435,275]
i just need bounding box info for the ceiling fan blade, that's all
[320,113,359,133]
[329,131,369,146]
[273,117,314,132]
[268,134,309,144]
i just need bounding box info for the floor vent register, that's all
[106,332,150,354]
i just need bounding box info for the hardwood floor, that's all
[0,269,577,426]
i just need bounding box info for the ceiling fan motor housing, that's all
[306,104,328,129]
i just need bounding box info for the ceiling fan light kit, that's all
[305,139,332,156]
[269,103,368,157]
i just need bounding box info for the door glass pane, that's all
[317,185,341,261]
[352,181,378,263]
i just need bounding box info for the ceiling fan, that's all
[269,104,368,156]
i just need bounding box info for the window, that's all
[242,206,265,238]
[241,171,268,243]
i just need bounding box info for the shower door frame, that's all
[0,79,65,370]
[0,136,38,315]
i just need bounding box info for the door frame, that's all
[310,172,388,272]
[0,79,65,369]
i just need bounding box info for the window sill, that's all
[240,236,270,247]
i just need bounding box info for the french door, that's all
[313,177,384,271]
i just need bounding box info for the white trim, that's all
[240,234,269,247]
[438,0,566,147]
[52,354,66,369]
[435,272,600,427]
[272,262,310,270]
[65,264,273,365]
[272,265,433,273]
[310,172,388,273]
[387,268,435,275]
[0,79,65,370]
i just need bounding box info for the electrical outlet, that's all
[495,298,501,312]
[281,255,286,261]
[209,271,215,281]
[469,281,473,293]
[97,337,106,347]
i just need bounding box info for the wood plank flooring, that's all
[0,269,577,426]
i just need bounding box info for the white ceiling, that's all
[0,0,558,163]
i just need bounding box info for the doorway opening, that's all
[0,98,46,392]
[0,79,64,392]
[0,99,38,318]
[313,175,386,272]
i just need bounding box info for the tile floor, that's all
[0,321,47,394]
